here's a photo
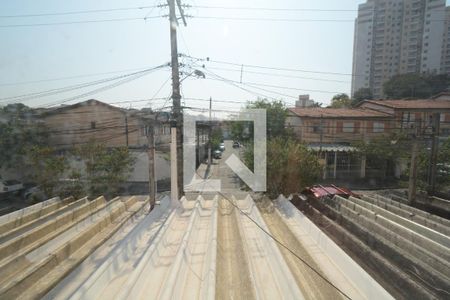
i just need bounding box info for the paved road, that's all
[210,140,245,193]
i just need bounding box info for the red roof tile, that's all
[359,99,450,109]
[288,107,391,118]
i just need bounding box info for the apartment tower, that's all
[351,0,449,99]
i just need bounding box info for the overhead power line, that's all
[0,16,161,28]
[42,67,165,107]
[0,64,169,104]
[191,16,356,23]
[205,66,351,84]
[0,6,160,18]
[184,55,356,77]
[188,5,360,12]
[0,66,155,87]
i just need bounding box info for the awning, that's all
[307,144,357,152]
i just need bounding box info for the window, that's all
[91,121,96,129]
[402,112,415,126]
[373,122,385,133]
[343,122,354,133]
[312,123,322,133]
[441,113,446,123]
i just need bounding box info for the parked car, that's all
[299,185,358,201]
[219,142,225,152]
[233,141,240,148]
[23,186,47,203]
[213,149,222,159]
[0,180,24,194]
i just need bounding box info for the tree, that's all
[352,88,373,106]
[244,137,320,197]
[75,142,135,197]
[211,127,223,150]
[27,146,68,197]
[329,93,351,108]
[246,98,288,138]
[353,132,411,177]
[383,73,450,99]
[0,104,48,171]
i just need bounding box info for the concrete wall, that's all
[42,101,145,148]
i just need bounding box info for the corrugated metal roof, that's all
[0,193,391,299]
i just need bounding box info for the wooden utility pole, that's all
[167,0,186,198]
[147,123,156,209]
[125,115,129,147]
[408,119,422,204]
[208,97,212,167]
[408,139,419,204]
[428,113,441,194]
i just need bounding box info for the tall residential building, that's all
[351,0,448,99]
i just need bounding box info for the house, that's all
[287,107,392,179]
[356,99,450,137]
[40,99,170,149]
[287,98,450,180]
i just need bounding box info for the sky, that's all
[0,0,382,115]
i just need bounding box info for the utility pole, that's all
[167,0,186,198]
[408,119,422,204]
[147,123,156,209]
[208,97,212,167]
[428,113,441,194]
[125,115,129,147]
[319,114,324,155]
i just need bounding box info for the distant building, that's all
[352,0,450,99]
[295,95,316,108]
[40,99,170,149]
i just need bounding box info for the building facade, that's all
[352,0,449,98]
[287,98,450,180]
[40,99,170,149]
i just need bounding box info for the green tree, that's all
[244,138,320,197]
[383,73,450,99]
[246,99,288,138]
[415,137,450,190]
[353,132,411,177]
[27,146,67,197]
[329,93,351,108]
[76,142,135,197]
[0,104,48,171]
[211,127,223,150]
[352,88,373,106]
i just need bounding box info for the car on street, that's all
[22,186,47,203]
[213,149,222,159]
[219,142,225,152]
[0,179,24,194]
[233,141,240,148]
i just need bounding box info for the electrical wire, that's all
[0,67,154,87]
[0,6,160,18]
[0,65,169,103]
[191,16,355,23]
[42,69,160,108]
[204,66,351,84]
[184,55,357,77]
[0,16,161,28]
[188,5,360,12]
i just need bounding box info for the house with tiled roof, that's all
[356,99,450,137]
[286,98,450,180]
[39,99,170,149]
